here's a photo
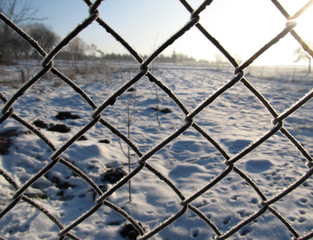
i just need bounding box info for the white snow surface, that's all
[0,62,313,239]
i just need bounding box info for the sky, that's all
[14,0,313,65]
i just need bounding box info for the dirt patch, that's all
[0,129,20,155]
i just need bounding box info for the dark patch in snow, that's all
[120,223,141,240]
[160,108,172,114]
[101,168,127,184]
[34,119,72,133]
[127,87,136,92]
[0,128,20,155]
[48,175,75,190]
[78,135,88,141]
[33,119,48,129]
[150,107,172,114]
[192,229,199,238]
[99,139,110,144]
[240,226,252,236]
[55,111,81,120]
[107,220,123,226]
[47,124,70,133]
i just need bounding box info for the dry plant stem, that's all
[127,98,132,202]
[115,90,138,202]
[154,85,161,126]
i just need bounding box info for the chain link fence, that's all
[1,0,313,239]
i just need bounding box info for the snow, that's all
[0,62,313,239]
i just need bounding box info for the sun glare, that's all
[188,0,313,66]
[295,5,313,41]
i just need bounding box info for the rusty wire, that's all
[0,0,313,239]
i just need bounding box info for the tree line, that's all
[102,51,199,64]
[0,1,200,65]
[0,0,218,66]
[0,20,102,64]
[0,18,201,65]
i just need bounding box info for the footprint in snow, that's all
[221,139,251,154]
[245,159,272,173]
[171,140,200,153]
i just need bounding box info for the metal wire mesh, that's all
[1,0,313,239]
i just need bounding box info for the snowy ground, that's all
[0,62,313,239]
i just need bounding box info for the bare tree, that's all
[67,37,88,61]
[0,0,41,63]
[0,0,39,23]
[25,23,60,57]
[294,42,313,75]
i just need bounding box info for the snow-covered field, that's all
[0,62,313,239]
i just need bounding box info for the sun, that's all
[169,0,313,66]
